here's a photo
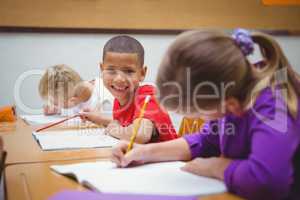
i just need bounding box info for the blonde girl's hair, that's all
[156,30,300,118]
[39,64,82,104]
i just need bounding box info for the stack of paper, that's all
[51,161,227,196]
[33,128,119,150]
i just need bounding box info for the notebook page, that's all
[33,128,119,150]
[21,114,64,125]
[51,161,226,196]
[21,114,81,126]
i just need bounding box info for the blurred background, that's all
[0,0,299,114]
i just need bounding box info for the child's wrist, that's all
[105,120,121,138]
[142,144,155,163]
[212,157,232,180]
[99,116,113,127]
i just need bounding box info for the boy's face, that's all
[100,52,146,105]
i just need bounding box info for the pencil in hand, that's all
[126,95,151,153]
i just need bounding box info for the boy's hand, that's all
[111,141,148,168]
[105,118,154,144]
[105,120,121,136]
[79,109,101,123]
[181,157,232,180]
[43,105,60,115]
[79,108,112,126]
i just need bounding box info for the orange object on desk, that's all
[0,106,16,122]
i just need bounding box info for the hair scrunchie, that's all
[232,28,255,56]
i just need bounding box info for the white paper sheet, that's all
[33,128,119,150]
[51,161,226,196]
[21,114,82,125]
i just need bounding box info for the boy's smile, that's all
[101,52,146,106]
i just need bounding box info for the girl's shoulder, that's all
[252,87,285,110]
[250,86,300,125]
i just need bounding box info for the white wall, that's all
[0,33,175,114]
[0,32,299,114]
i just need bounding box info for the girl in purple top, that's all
[110,29,300,200]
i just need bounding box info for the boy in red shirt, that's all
[81,35,177,143]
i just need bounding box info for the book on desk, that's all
[51,160,226,196]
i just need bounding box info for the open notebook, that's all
[21,114,81,125]
[33,128,119,150]
[51,161,226,196]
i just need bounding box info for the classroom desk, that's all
[1,118,112,166]
[0,121,16,134]
[5,159,243,200]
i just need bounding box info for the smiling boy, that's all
[81,35,177,143]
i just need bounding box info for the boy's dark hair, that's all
[103,35,144,66]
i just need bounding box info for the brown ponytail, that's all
[156,30,300,119]
[248,32,300,118]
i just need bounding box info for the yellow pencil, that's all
[126,95,151,153]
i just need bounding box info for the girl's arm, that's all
[176,121,221,160]
[111,138,192,167]
[111,121,221,167]
[144,138,192,162]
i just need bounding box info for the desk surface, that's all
[0,121,17,134]
[1,118,112,165]
[5,160,243,200]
